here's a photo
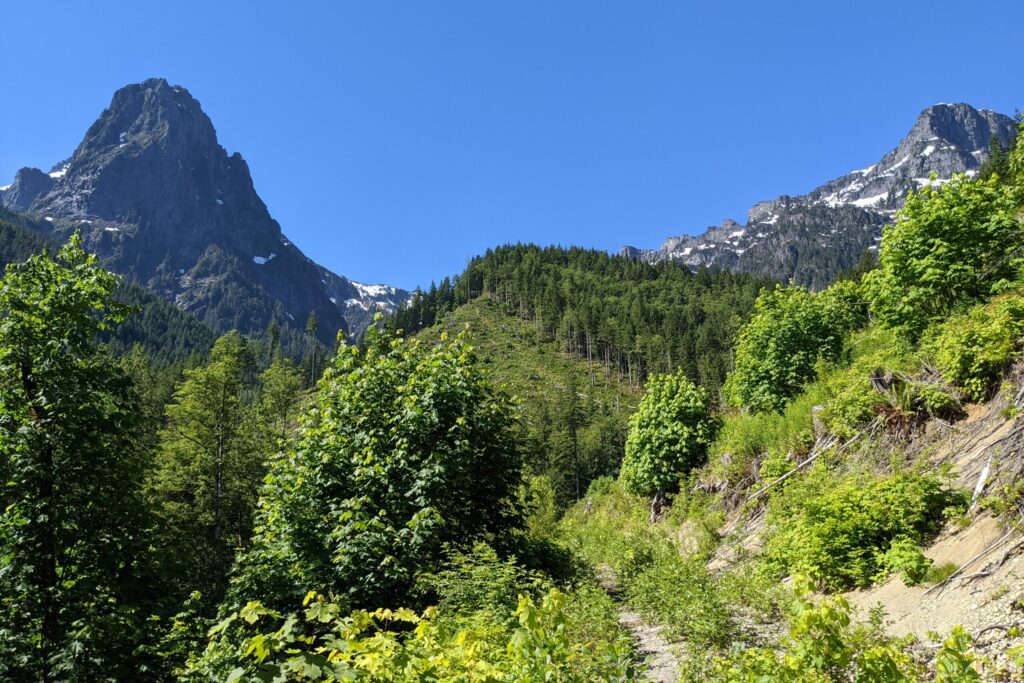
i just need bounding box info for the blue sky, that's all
[1,1,1021,290]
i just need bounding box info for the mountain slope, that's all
[0,78,405,343]
[392,244,770,396]
[623,103,1018,288]
[0,208,216,363]
[418,295,641,504]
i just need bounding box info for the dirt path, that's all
[597,564,679,683]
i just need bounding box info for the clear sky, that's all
[1,1,1021,290]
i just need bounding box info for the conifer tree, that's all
[305,311,320,384]
[149,331,261,607]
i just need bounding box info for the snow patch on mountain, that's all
[621,103,1017,289]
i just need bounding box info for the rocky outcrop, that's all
[1,167,55,212]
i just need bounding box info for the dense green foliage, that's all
[764,471,965,589]
[149,333,304,609]
[726,281,864,413]
[925,293,1024,401]
[227,324,525,614]
[391,244,769,395]
[619,371,715,497]
[190,586,633,682]
[864,174,1023,338]
[0,236,155,679]
[189,544,634,682]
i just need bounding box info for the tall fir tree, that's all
[149,331,262,609]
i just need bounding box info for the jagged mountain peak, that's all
[79,78,213,153]
[911,102,1011,150]
[0,167,55,212]
[2,77,407,342]
[623,102,1017,289]
[802,102,1014,213]
[32,77,259,229]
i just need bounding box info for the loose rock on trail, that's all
[597,564,680,683]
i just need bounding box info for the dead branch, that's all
[925,525,1020,595]
[747,419,880,501]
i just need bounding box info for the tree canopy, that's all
[0,235,154,680]
[619,370,715,498]
[725,281,864,413]
[227,322,525,612]
[863,174,1023,338]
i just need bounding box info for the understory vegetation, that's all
[2,125,1024,681]
[557,126,1024,680]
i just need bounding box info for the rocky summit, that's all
[622,103,1018,288]
[0,78,406,342]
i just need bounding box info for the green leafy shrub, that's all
[764,472,966,590]
[624,555,732,647]
[882,537,932,586]
[925,294,1024,401]
[426,544,549,622]
[521,474,561,541]
[914,382,962,415]
[726,282,863,414]
[707,410,784,484]
[689,575,918,682]
[933,627,981,682]
[817,327,918,436]
[619,370,715,497]
[863,174,1023,339]
[818,278,870,332]
[616,536,659,586]
[189,587,637,682]
[709,381,824,492]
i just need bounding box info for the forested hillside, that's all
[2,119,1024,681]
[392,245,769,396]
[416,295,641,506]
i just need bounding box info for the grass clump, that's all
[561,480,743,648]
[925,561,959,585]
[624,553,733,647]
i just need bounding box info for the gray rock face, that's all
[1,167,55,212]
[10,78,406,342]
[623,103,1018,288]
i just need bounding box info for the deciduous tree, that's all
[0,235,152,680]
